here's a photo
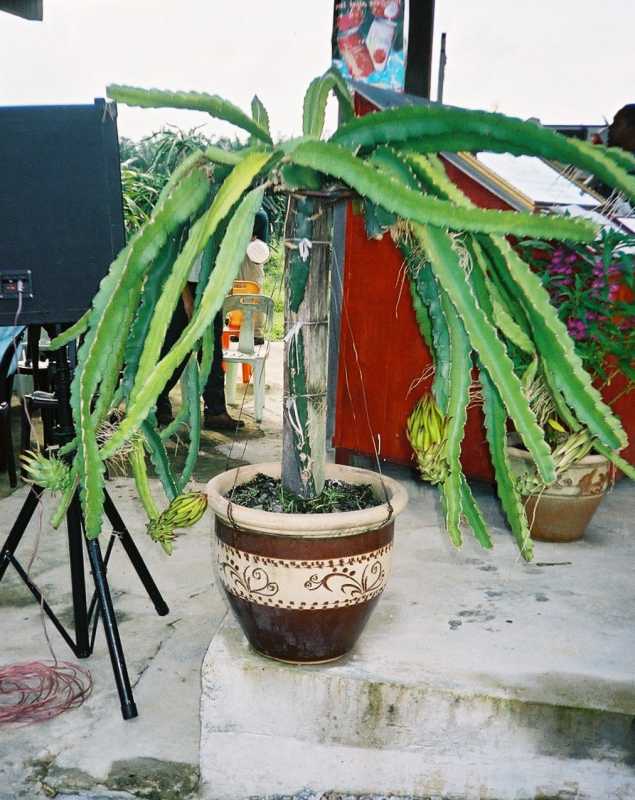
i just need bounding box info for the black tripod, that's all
[0,334,169,720]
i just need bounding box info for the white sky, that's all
[2,1,634,142]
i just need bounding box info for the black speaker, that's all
[0,99,125,326]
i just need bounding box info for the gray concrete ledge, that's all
[200,475,635,800]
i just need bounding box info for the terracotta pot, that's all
[507,445,612,542]
[206,462,408,664]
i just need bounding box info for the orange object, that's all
[222,280,260,382]
[227,280,260,329]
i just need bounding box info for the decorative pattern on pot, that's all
[216,541,392,610]
[207,462,408,662]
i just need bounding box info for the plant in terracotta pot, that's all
[503,231,635,541]
[506,376,614,542]
[398,155,635,557]
[36,71,635,661]
[406,222,635,546]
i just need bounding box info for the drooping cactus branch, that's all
[38,70,634,558]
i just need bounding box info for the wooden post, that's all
[282,194,333,499]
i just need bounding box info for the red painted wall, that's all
[333,94,635,479]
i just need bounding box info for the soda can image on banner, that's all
[332,0,405,91]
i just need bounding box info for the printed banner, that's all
[332,0,406,92]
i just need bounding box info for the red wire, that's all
[0,660,93,724]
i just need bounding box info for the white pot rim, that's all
[206,462,408,538]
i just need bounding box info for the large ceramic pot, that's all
[207,462,408,663]
[507,445,612,542]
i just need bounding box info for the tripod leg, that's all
[103,491,169,616]
[86,537,138,721]
[67,492,90,657]
[0,485,42,583]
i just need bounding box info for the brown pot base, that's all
[523,493,605,542]
[223,571,383,663]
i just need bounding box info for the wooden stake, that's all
[282,194,333,499]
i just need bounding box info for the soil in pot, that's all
[208,462,408,664]
[225,473,381,513]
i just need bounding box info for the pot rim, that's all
[507,443,610,467]
[206,461,408,538]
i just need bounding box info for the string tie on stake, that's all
[298,238,312,261]
[284,237,332,259]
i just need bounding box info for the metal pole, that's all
[67,492,91,657]
[404,0,436,99]
[87,538,138,720]
[437,32,447,103]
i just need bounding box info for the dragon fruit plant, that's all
[41,68,634,560]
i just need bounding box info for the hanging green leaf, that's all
[480,369,533,561]
[412,223,555,484]
[483,235,627,450]
[289,140,597,242]
[131,151,273,399]
[437,290,472,548]
[101,185,266,459]
[251,95,271,138]
[332,105,635,200]
[107,84,273,144]
[302,68,354,138]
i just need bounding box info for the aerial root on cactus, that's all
[407,364,436,395]
[96,411,139,476]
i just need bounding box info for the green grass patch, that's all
[262,240,285,341]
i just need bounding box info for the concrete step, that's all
[200,474,635,800]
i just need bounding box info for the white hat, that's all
[247,239,270,265]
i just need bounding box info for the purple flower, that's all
[567,318,588,340]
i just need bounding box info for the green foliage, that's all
[398,153,628,553]
[120,162,161,235]
[332,105,635,201]
[47,75,631,560]
[100,185,266,461]
[262,242,285,340]
[108,85,272,144]
[251,95,271,139]
[483,235,626,451]
[412,224,556,483]
[516,230,635,382]
[119,127,240,236]
[302,67,355,138]
[481,369,534,561]
[437,289,472,547]
[289,140,597,242]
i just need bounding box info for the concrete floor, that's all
[0,346,285,800]
[1,343,634,799]
[200,473,635,800]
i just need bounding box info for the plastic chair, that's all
[222,280,261,383]
[222,294,273,423]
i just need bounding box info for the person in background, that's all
[237,209,270,345]
[608,104,635,154]
[156,208,270,431]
